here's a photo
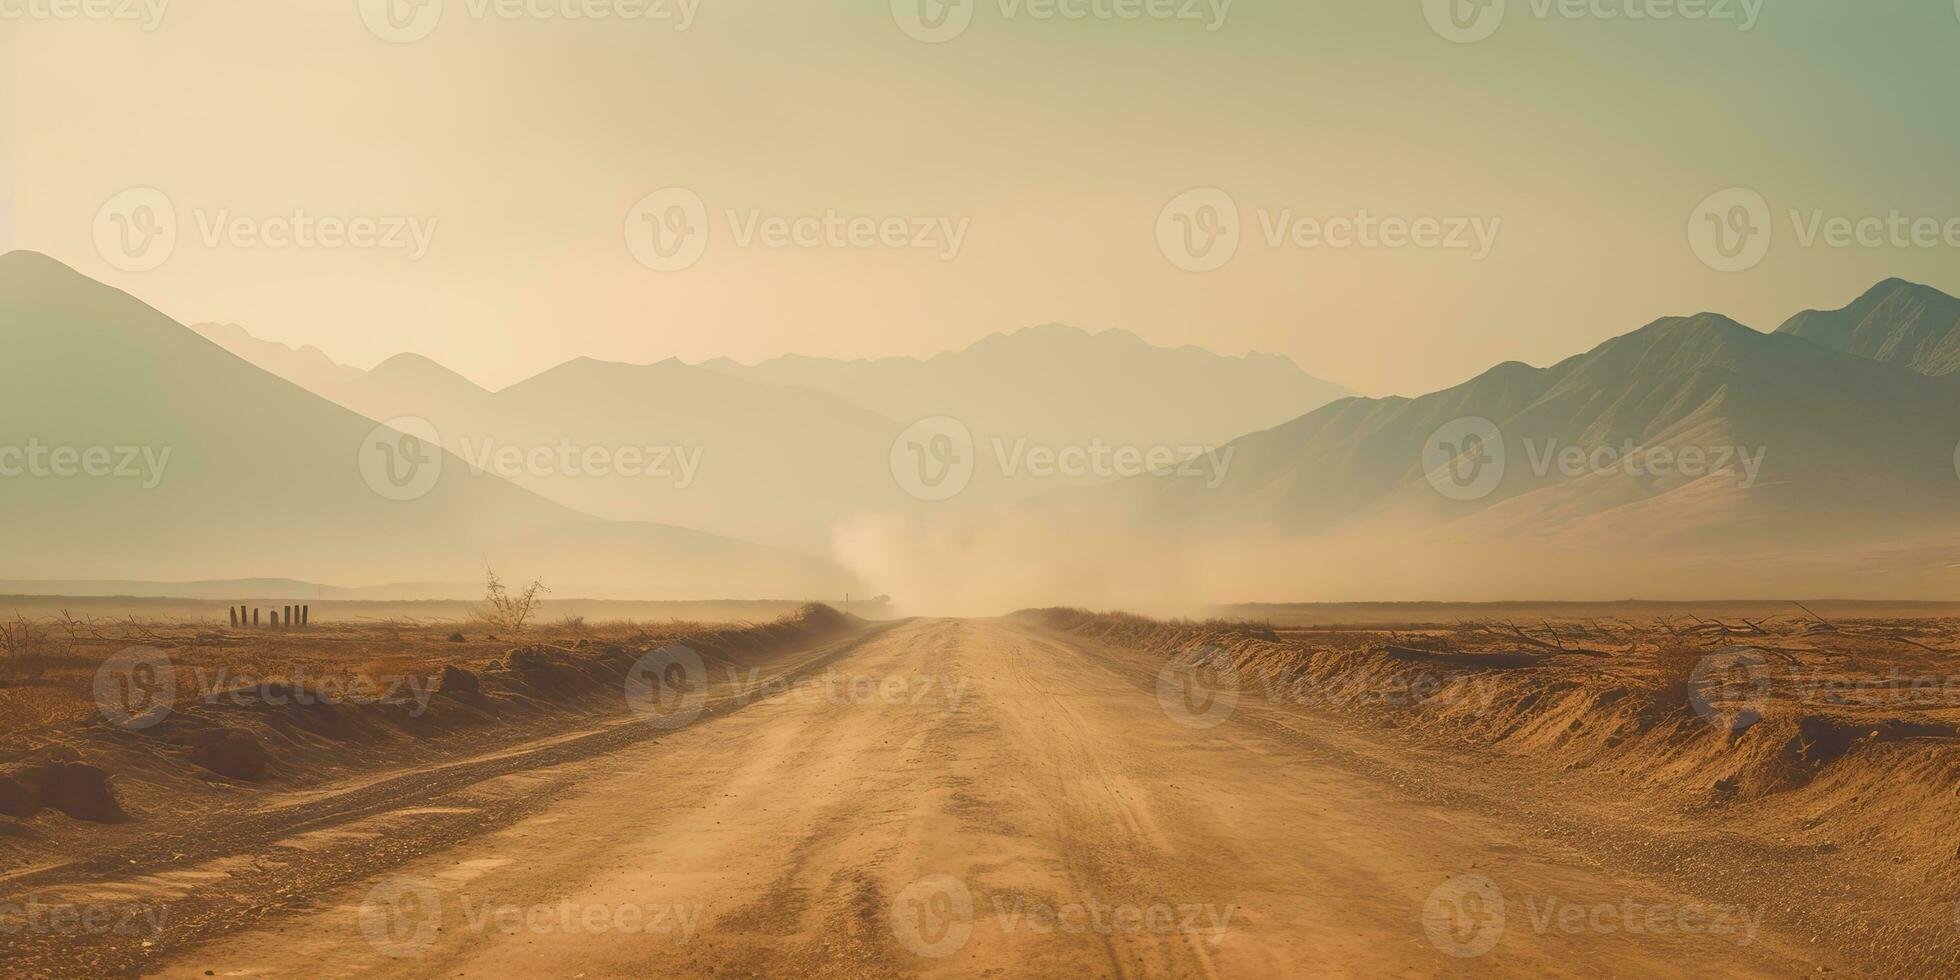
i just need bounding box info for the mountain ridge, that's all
[1775,279,1960,377]
[0,251,853,598]
[1075,287,1960,549]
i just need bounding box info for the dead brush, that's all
[0,614,56,686]
[481,568,550,634]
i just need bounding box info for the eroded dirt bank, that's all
[1028,608,1960,976]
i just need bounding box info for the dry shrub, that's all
[481,569,550,634]
[0,615,61,686]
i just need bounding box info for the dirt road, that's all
[92,620,1841,976]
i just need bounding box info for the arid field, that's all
[4,602,1959,976]
[10,3,1957,977]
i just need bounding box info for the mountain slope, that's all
[0,252,852,599]
[1085,300,1960,550]
[702,323,1353,450]
[326,354,910,553]
[1776,279,1960,377]
[443,357,909,552]
[224,320,1353,552]
[907,290,1960,604]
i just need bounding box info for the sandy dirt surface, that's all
[67,618,1844,978]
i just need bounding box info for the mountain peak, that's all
[359,352,488,394]
[1022,322,1094,339]
[0,249,77,281]
[1861,276,1945,300]
[0,251,123,306]
[1643,311,1756,339]
[370,351,458,375]
[1776,277,1960,376]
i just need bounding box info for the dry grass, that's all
[0,613,748,742]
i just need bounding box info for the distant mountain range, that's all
[333,352,907,553]
[11,248,1958,603]
[701,324,1353,451]
[214,313,1352,552]
[1775,277,1960,378]
[0,252,849,599]
[1027,280,1960,601]
[191,322,365,395]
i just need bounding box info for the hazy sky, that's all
[6,1,1959,395]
